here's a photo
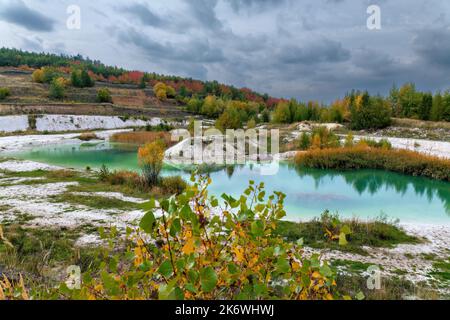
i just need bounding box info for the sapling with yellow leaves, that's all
[63,175,340,300]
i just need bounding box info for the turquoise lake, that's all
[7,142,450,225]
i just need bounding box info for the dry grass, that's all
[78,132,99,141]
[392,118,450,130]
[110,131,174,146]
[295,146,450,181]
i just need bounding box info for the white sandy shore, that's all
[0,129,127,154]
[352,135,450,159]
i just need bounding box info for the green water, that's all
[7,142,450,225]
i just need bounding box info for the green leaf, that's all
[140,198,155,211]
[251,220,264,237]
[320,263,333,277]
[200,267,218,293]
[227,263,239,274]
[188,270,199,283]
[158,260,174,278]
[211,198,219,207]
[101,272,120,296]
[276,258,290,274]
[341,225,352,235]
[139,211,156,234]
[356,291,365,300]
[180,204,193,221]
[170,218,181,236]
[339,232,348,246]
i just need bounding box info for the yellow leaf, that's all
[182,236,196,255]
[233,246,245,263]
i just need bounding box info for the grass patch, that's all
[0,224,106,291]
[0,204,12,212]
[276,213,420,255]
[295,146,450,182]
[336,273,441,300]
[49,193,140,211]
[429,258,450,283]
[332,259,374,273]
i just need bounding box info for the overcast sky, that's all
[1,0,450,102]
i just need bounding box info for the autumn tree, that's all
[443,91,450,122]
[418,93,433,121]
[430,92,444,121]
[272,101,292,124]
[97,88,113,103]
[398,83,421,118]
[138,141,165,187]
[215,105,242,131]
[349,92,391,130]
[49,77,66,100]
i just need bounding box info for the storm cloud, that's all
[1,0,450,101]
[0,0,55,32]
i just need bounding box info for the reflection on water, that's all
[7,142,450,224]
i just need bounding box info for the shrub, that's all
[358,138,392,150]
[272,102,291,124]
[33,67,63,84]
[138,141,165,186]
[49,77,65,100]
[349,92,392,130]
[110,131,173,146]
[31,69,44,83]
[62,176,339,300]
[309,127,341,150]
[247,118,257,129]
[160,176,187,195]
[297,132,312,150]
[0,87,11,100]
[108,170,141,187]
[153,82,174,100]
[98,164,111,182]
[78,132,99,141]
[215,105,242,131]
[295,146,450,182]
[96,88,112,103]
[80,69,94,87]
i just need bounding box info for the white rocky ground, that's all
[0,114,164,133]
[352,135,450,159]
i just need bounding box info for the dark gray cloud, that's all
[0,0,55,32]
[2,0,450,101]
[225,0,286,12]
[278,39,351,65]
[414,28,450,69]
[123,3,164,28]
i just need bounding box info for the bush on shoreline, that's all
[295,146,450,182]
[110,131,173,146]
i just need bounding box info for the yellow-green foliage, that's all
[295,146,450,182]
[154,82,175,100]
[60,176,339,300]
[138,141,165,186]
[0,87,11,100]
[96,88,112,103]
